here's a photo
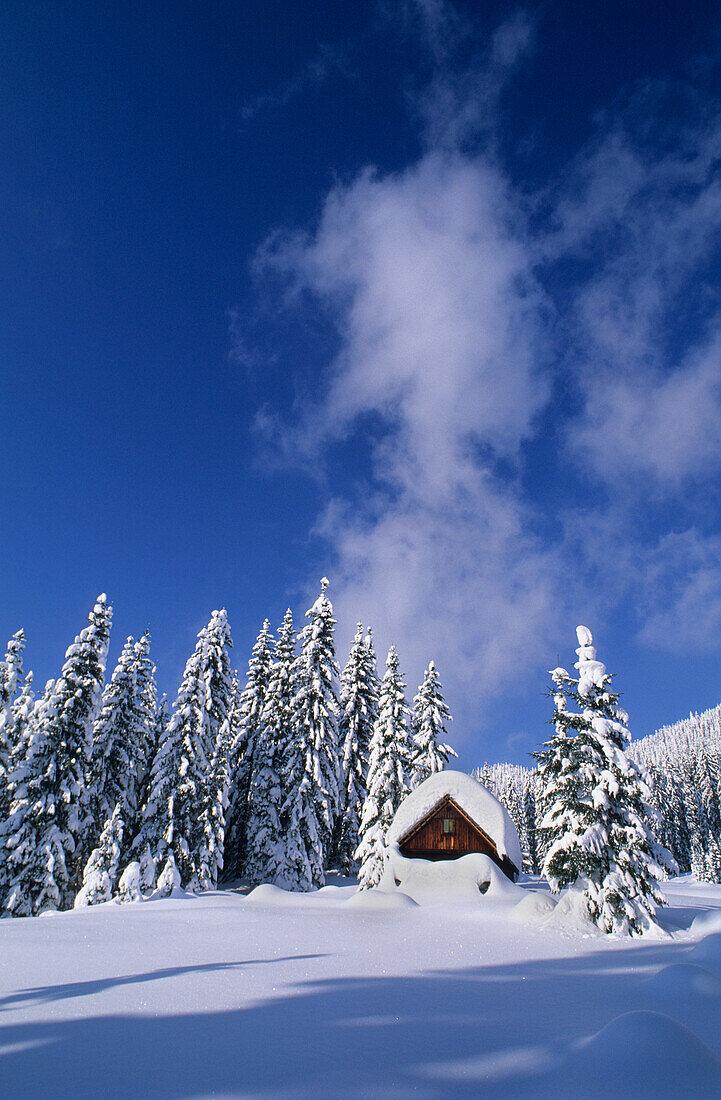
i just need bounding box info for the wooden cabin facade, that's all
[397,794,519,881]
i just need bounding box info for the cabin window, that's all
[442,817,455,835]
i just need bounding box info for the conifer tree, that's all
[196,711,233,891]
[156,851,180,896]
[702,832,721,884]
[535,626,675,935]
[74,804,125,907]
[116,860,143,903]
[224,621,273,881]
[133,692,184,870]
[243,610,296,886]
[521,772,540,874]
[356,645,410,889]
[333,624,379,874]
[133,610,233,889]
[90,632,157,848]
[698,752,720,851]
[282,580,341,889]
[3,595,112,915]
[0,631,25,829]
[410,661,456,789]
[7,673,34,777]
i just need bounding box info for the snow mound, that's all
[244,883,356,908]
[345,889,418,911]
[690,906,721,936]
[689,932,721,969]
[567,1011,721,1098]
[378,849,524,907]
[386,770,522,872]
[541,887,602,936]
[246,884,303,907]
[644,963,721,999]
[510,891,557,925]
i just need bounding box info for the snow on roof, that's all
[386,770,523,871]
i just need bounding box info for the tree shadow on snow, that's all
[0,939,719,1098]
[0,957,327,1011]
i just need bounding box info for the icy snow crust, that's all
[2,875,721,1097]
[386,768,523,872]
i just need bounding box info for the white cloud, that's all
[272,153,548,479]
[318,474,561,726]
[638,529,721,652]
[552,96,721,488]
[262,144,566,735]
[573,332,721,485]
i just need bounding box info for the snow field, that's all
[1,876,721,1097]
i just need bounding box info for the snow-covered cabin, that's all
[386,771,522,881]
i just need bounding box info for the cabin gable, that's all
[397,794,518,880]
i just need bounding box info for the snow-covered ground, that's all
[2,875,721,1098]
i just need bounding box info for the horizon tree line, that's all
[0,581,455,915]
[1,590,716,935]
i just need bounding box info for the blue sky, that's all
[4,0,721,768]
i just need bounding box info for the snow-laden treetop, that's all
[385,770,523,871]
[574,624,611,699]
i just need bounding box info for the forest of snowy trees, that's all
[1,587,719,928]
[0,582,454,915]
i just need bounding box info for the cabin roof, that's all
[386,770,523,871]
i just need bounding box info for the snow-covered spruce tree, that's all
[410,661,456,789]
[332,624,380,875]
[3,595,112,915]
[74,804,125,908]
[535,626,675,935]
[0,630,26,829]
[195,712,233,891]
[170,609,233,889]
[521,771,540,874]
[78,632,158,905]
[698,751,721,854]
[89,632,157,850]
[224,621,273,882]
[242,609,296,887]
[701,831,721,884]
[281,579,341,890]
[356,645,410,890]
[6,673,34,777]
[132,691,184,870]
[133,610,233,889]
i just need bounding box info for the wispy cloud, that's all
[550,84,721,488]
[240,43,349,123]
[638,529,721,652]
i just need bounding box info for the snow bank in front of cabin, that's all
[385,769,523,871]
[245,882,357,906]
[377,848,525,906]
[345,887,419,910]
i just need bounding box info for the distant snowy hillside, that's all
[631,702,721,769]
